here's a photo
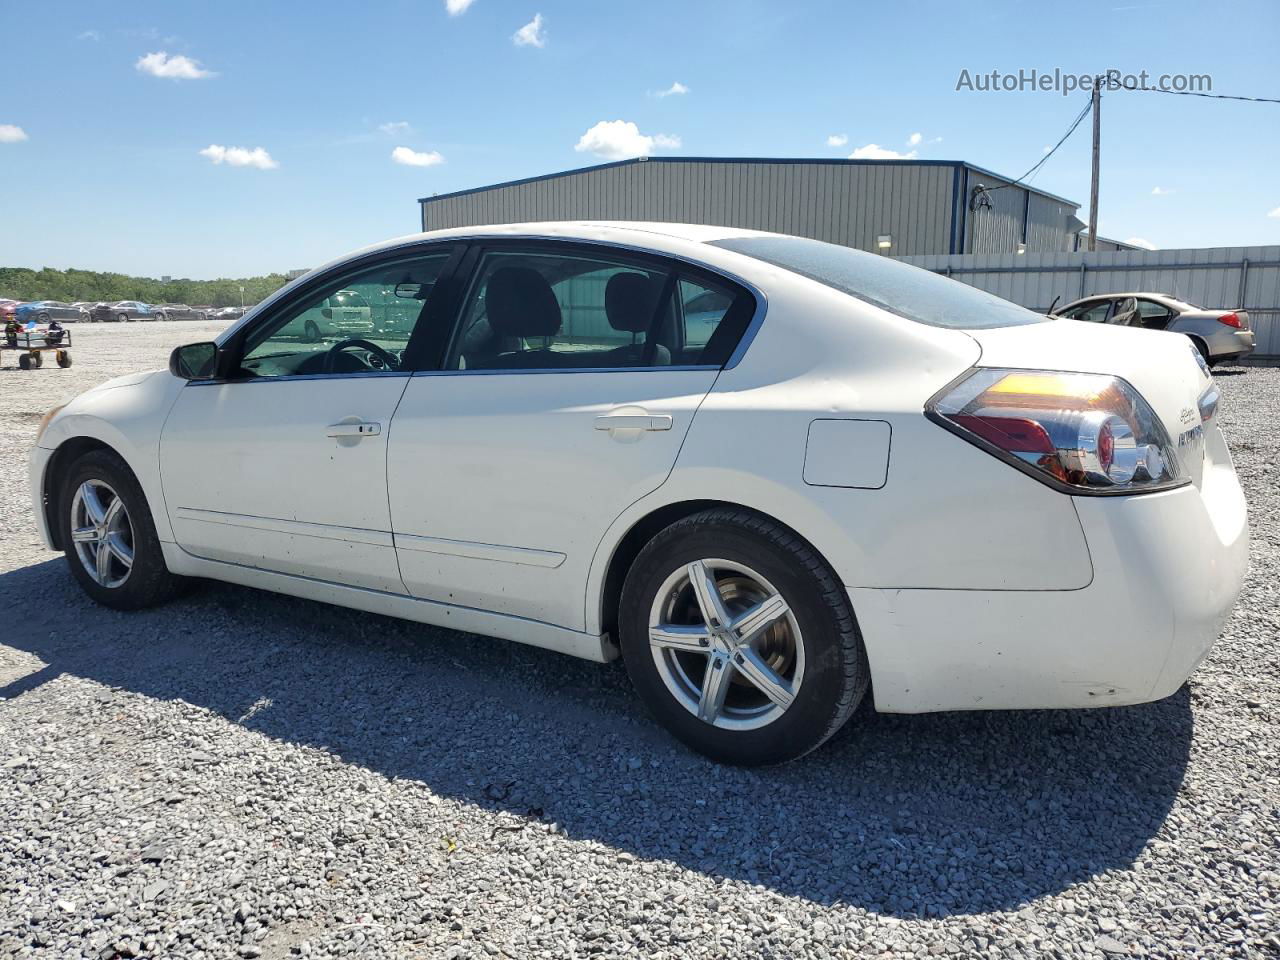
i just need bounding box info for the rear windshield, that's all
[710,235,1045,330]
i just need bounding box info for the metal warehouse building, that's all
[418,157,1131,257]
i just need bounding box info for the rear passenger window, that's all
[446,247,755,371]
[679,280,734,350]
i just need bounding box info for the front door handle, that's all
[326,420,381,438]
[594,414,673,432]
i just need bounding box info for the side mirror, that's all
[169,341,221,380]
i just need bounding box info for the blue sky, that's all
[2,0,1277,279]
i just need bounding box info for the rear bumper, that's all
[1207,327,1255,360]
[852,427,1248,713]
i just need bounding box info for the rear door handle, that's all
[326,420,382,438]
[594,414,673,432]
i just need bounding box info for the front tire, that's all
[619,509,869,765]
[59,449,186,610]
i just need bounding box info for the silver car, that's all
[1055,293,1254,365]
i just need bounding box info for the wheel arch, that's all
[593,498,850,645]
[41,436,121,551]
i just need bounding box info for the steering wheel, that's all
[323,338,400,374]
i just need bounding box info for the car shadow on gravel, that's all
[1,558,1193,918]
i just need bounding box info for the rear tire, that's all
[304,320,321,343]
[33,351,44,368]
[1192,337,1211,363]
[619,508,869,765]
[57,350,72,368]
[59,449,188,611]
[18,354,31,370]
[118,313,129,323]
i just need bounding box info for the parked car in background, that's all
[152,304,208,322]
[212,306,245,321]
[15,301,88,324]
[69,302,97,321]
[29,223,1247,765]
[191,305,216,319]
[280,289,373,341]
[0,300,19,323]
[91,301,153,323]
[1055,293,1254,365]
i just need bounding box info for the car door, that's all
[160,246,461,593]
[386,240,756,631]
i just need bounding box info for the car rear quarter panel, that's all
[586,275,1096,633]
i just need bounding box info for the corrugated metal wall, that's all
[422,159,1083,256]
[423,160,959,257]
[962,171,1023,254]
[1026,193,1078,252]
[898,246,1280,358]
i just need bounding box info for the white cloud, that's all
[908,132,923,146]
[826,133,848,147]
[445,0,477,13]
[848,143,917,160]
[1151,186,1175,196]
[656,81,688,98]
[136,51,213,79]
[574,120,680,161]
[1126,237,1158,250]
[199,144,278,170]
[513,13,546,47]
[0,124,29,143]
[379,121,411,136]
[77,30,100,41]
[1268,207,1280,219]
[391,146,445,167]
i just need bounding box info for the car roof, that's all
[1061,292,1197,309]
[331,221,775,267]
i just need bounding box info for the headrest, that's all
[487,267,561,338]
[605,272,659,334]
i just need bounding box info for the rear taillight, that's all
[927,368,1188,495]
[1218,312,1242,328]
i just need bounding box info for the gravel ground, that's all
[1,323,1277,959]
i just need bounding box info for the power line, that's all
[986,96,1093,192]
[1113,82,1280,105]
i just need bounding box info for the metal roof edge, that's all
[418,156,1079,207]
[960,162,1078,207]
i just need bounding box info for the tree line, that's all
[0,266,291,308]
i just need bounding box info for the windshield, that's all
[711,235,1045,330]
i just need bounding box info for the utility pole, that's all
[1088,77,1101,252]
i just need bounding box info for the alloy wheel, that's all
[648,559,804,730]
[70,479,135,588]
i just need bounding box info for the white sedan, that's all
[29,222,1248,764]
